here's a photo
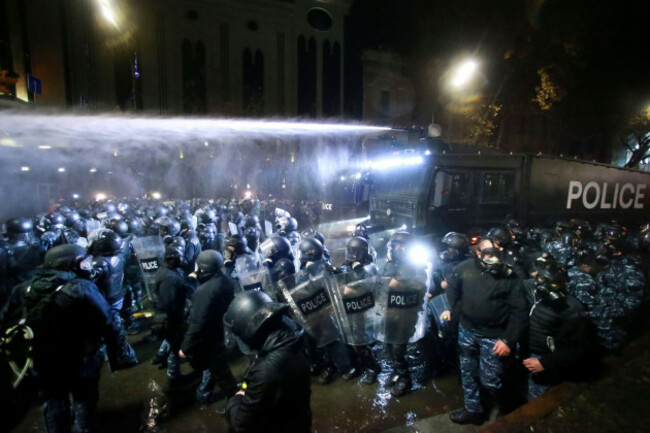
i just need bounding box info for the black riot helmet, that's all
[386,231,411,263]
[244,215,260,229]
[164,244,185,266]
[225,234,248,255]
[154,216,181,237]
[534,265,567,303]
[299,237,324,263]
[262,235,293,262]
[353,224,369,240]
[44,244,94,278]
[244,227,260,251]
[196,250,225,276]
[47,213,66,231]
[486,227,511,247]
[125,217,144,235]
[346,236,371,265]
[107,219,129,237]
[90,230,123,256]
[64,211,82,227]
[6,217,33,234]
[223,291,289,353]
[441,232,470,250]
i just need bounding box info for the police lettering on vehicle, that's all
[297,287,331,316]
[141,258,160,272]
[566,181,646,210]
[344,292,375,314]
[322,203,333,211]
[388,290,421,309]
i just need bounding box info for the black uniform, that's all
[16,269,122,433]
[226,317,311,433]
[154,263,194,379]
[181,272,238,403]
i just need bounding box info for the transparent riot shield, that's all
[85,219,101,237]
[131,236,165,304]
[376,276,429,344]
[330,273,382,346]
[428,293,451,330]
[277,270,340,348]
[234,254,273,295]
[264,220,274,237]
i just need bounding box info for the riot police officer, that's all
[339,236,381,384]
[260,235,296,284]
[224,291,311,433]
[380,231,428,397]
[152,244,195,380]
[223,234,256,279]
[180,250,238,404]
[90,230,139,367]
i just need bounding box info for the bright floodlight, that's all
[244,190,252,199]
[151,192,162,200]
[95,193,107,201]
[38,145,52,150]
[58,167,66,173]
[451,59,478,88]
[72,194,80,199]
[89,167,98,173]
[99,0,118,26]
[408,243,432,265]
[20,166,30,171]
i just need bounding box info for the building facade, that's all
[1,0,350,117]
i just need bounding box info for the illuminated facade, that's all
[1,0,350,117]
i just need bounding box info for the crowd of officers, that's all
[0,196,647,432]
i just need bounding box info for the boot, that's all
[449,409,486,425]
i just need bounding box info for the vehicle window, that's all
[480,172,514,203]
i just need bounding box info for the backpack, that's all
[0,284,63,389]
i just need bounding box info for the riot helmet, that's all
[534,265,567,303]
[47,213,66,231]
[486,227,511,247]
[44,244,94,278]
[299,237,324,265]
[353,223,369,240]
[107,219,129,237]
[259,235,293,263]
[90,230,123,256]
[6,217,33,235]
[223,291,289,354]
[154,216,181,237]
[164,244,185,267]
[441,232,469,260]
[386,231,411,263]
[195,250,224,279]
[346,236,371,266]
[225,234,248,255]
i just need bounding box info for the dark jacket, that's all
[226,317,311,433]
[181,272,236,369]
[17,269,120,381]
[154,263,193,322]
[447,258,527,347]
[93,253,126,304]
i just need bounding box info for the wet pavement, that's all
[11,324,464,433]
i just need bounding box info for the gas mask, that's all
[479,247,505,276]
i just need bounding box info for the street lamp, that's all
[451,59,479,89]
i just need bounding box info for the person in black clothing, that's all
[522,265,594,400]
[179,250,238,404]
[260,235,296,285]
[445,239,527,425]
[224,291,311,433]
[8,244,124,433]
[152,244,195,380]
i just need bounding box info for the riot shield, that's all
[131,236,165,304]
[228,222,238,236]
[234,254,273,295]
[330,273,382,346]
[85,219,101,236]
[428,293,451,330]
[277,270,340,348]
[264,220,274,237]
[376,276,428,344]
